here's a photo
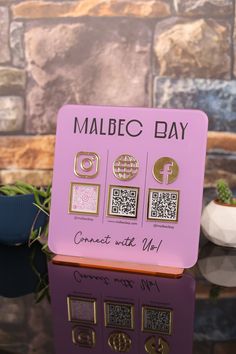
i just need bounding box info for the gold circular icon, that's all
[145,336,170,354]
[81,157,93,172]
[108,332,132,352]
[113,154,139,181]
[153,157,179,185]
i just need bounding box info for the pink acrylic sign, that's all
[48,105,208,268]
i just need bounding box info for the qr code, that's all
[148,189,179,222]
[108,186,139,218]
[142,306,172,335]
[105,302,134,329]
[67,296,96,324]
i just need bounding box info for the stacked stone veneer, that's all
[0,0,236,187]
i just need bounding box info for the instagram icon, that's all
[74,152,99,179]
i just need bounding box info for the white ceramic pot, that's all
[201,200,236,247]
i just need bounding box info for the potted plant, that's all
[201,180,236,247]
[0,181,51,247]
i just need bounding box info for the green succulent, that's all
[216,179,236,205]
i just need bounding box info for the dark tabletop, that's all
[1,239,236,354]
[1,190,236,354]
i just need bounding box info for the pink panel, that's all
[49,105,208,269]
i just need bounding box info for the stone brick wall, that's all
[0,0,236,187]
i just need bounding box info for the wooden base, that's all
[52,255,184,278]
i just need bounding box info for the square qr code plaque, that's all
[67,296,97,324]
[142,306,173,335]
[147,189,179,222]
[107,185,139,218]
[104,301,134,329]
[69,182,100,215]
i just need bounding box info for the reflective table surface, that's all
[1,235,236,354]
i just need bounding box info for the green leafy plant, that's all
[0,180,40,196]
[216,179,236,205]
[0,181,52,254]
[30,246,50,303]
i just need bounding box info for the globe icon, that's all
[113,154,139,181]
[108,332,132,352]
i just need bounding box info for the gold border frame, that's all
[68,182,100,215]
[104,301,135,330]
[72,326,96,346]
[67,296,97,324]
[107,185,139,219]
[147,188,179,223]
[112,154,139,181]
[141,305,173,335]
[74,151,100,179]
